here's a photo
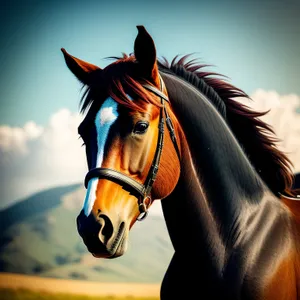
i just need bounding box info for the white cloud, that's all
[240,90,300,172]
[0,122,43,156]
[0,90,299,210]
[0,109,87,209]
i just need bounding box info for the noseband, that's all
[84,76,180,221]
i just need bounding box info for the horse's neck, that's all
[161,142,227,274]
[161,73,266,270]
[159,74,299,298]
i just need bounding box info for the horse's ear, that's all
[134,26,160,86]
[61,48,101,84]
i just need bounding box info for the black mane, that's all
[158,55,294,196]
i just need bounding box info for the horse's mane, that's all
[158,55,295,196]
[79,53,295,196]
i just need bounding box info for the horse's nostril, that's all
[77,210,115,248]
[98,214,114,244]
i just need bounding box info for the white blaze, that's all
[83,97,119,216]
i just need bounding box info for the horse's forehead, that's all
[97,97,119,125]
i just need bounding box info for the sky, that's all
[0,0,300,209]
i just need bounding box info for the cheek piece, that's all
[84,76,181,221]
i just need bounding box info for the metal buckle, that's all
[137,196,152,221]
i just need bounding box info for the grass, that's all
[0,289,159,300]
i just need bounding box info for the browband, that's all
[142,84,169,102]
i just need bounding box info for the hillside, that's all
[0,184,173,283]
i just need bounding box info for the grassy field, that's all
[0,273,160,299]
[0,289,159,300]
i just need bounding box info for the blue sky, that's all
[0,0,300,208]
[0,0,299,126]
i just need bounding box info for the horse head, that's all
[62,26,181,258]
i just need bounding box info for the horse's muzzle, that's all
[76,210,126,258]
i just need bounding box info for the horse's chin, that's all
[90,233,128,259]
[92,251,124,259]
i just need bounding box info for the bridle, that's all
[84,75,181,221]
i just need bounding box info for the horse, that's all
[62,26,300,299]
[293,173,300,190]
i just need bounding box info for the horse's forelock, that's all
[80,54,162,115]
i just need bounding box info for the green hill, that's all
[0,185,173,283]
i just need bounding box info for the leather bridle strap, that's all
[142,83,169,102]
[143,80,180,160]
[84,168,145,197]
[278,193,300,201]
[84,76,180,221]
[142,84,165,197]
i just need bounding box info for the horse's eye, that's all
[133,121,149,134]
